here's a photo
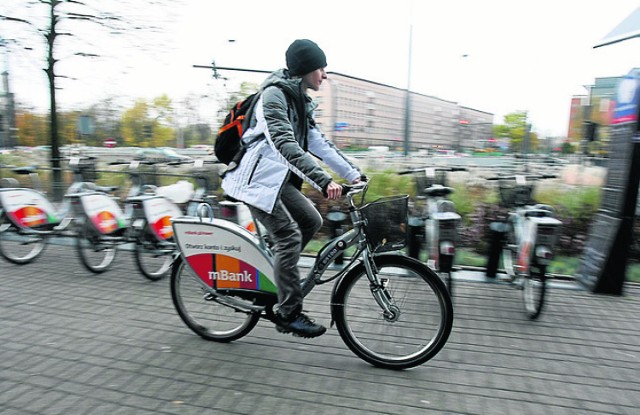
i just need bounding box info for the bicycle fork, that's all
[362,252,401,322]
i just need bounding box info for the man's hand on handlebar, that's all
[326,181,343,200]
[326,176,368,199]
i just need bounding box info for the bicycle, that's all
[0,159,94,264]
[169,180,453,370]
[486,174,562,320]
[66,158,130,274]
[399,167,465,295]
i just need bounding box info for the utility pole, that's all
[403,24,413,156]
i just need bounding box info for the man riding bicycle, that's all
[221,39,363,338]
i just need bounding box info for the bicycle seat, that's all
[425,185,454,198]
[12,166,37,175]
[524,209,553,218]
[532,203,555,213]
[99,185,119,193]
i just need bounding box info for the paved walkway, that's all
[1,244,639,414]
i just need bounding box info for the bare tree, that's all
[1,0,179,199]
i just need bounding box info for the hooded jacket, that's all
[221,69,361,214]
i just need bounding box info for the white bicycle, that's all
[488,174,562,320]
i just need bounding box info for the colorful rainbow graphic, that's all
[9,206,54,228]
[91,211,119,234]
[186,253,276,294]
[151,216,174,240]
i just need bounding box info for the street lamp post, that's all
[403,24,413,156]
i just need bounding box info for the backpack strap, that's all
[224,93,263,175]
[240,92,261,135]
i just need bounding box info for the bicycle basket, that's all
[498,184,533,207]
[360,195,409,253]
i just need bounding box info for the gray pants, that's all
[247,182,323,318]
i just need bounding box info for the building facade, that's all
[311,72,494,153]
[568,73,627,145]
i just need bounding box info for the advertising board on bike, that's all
[0,189,60,229]
[172,218,277,294]
[141,197,182,241]
[80,193,128,235]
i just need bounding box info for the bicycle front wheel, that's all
[170,256,261,342]
[0,221,47,264]
[76,222,117,273]
[332,254,453,370]
[523,265,547,320]
[134,225,174,281]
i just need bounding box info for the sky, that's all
[2,0,640,138]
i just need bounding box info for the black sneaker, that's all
[275,312,326,338]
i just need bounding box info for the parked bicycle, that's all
[66,158,130,274]
[0,158,99,264]
[399,167,465,295]
[169,180,453,370]
[486,174,561,320]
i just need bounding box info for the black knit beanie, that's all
[286,39,327,76]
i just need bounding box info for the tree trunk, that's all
[47,1,63,201]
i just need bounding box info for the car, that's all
[134,147,193,162]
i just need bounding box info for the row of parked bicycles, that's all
[398,166,562,320]
[0,157,251,280]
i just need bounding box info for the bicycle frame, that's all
[170,183,390,317]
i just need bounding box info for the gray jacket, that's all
[221,70,361,214]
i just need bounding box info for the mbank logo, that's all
[208,270,253,283]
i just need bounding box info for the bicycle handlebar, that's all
[398,166,467,175]
[486,174,556,181]
[341,181,368,195]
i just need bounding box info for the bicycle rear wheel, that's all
[134,225,174,281]
[170,256,261,342]
[75,221,117,273]
[0,221,47,264]
[332,254,453,370]
[523,265,547,320]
